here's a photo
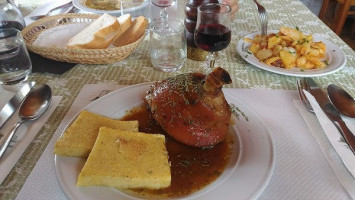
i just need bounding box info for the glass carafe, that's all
[0,0,25,30]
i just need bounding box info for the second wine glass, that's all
[150,0,175,27]
[194,3,231,69]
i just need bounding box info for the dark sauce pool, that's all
[120,105,239,198]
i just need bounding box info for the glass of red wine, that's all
[194,3,231,69]
[150,0,175,27]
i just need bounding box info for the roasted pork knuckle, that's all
[145,67,232,147]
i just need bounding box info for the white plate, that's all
[72,0,149,16]
[236,31,346,77]
[55,83,275,200]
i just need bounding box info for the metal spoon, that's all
[0,84,52,159]
[327,84,355,118]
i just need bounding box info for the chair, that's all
[318,0,355,35]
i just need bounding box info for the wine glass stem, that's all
[208,52,217,68]
[160,7,168,27]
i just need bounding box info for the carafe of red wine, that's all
[185,0,218,61]
[0,0,25,30]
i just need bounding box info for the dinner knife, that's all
[0,82,35,129]
[305,78,355,154]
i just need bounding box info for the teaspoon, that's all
[327,84,355,118]
[0,84,52,159]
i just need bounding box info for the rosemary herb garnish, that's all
[230,104,249,121]
[179,159,194,168]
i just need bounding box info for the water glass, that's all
[149,19,186,72]
[0,28,32,85]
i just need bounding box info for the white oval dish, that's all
[55,83,275,200]
[72,0,149,16]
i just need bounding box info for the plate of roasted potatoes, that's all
[237,26,346,77]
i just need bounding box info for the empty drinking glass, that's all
[0,28,32,85]
[149,19,186,72]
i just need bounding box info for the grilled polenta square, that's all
[77,127,171,189]
[54,110,138,157]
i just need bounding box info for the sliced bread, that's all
[112,16,148,47]
[77,127,171,189]
[67,13,120,49]
[54,110,139,157]
[112,14,132,41]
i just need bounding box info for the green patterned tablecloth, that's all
[1,0,354,199]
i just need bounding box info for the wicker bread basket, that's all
[21,13,145,64]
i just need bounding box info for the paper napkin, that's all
[0,94,62,184]
[295,91,355,199]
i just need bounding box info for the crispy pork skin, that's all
[145,67,232,147]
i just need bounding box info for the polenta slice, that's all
[77,127,171,189]
[54,110,138,157]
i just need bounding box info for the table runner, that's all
[1,0,354,199]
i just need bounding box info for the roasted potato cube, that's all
[294,44,303,53]
[280,50,297,68]
[281,35,293,43]
[311,42,326,55]
[280,40,288,47]
[280,26,301,40]
[272,45,283,56]
[268,36,282,49]
[304,60,316,69]
[300,44,312,55]
[256,48,273,61]
[307,56,327,68]
[243,38,255,43]
[265,56,282,66]
[249,43,260,54]
[296,56,307,68]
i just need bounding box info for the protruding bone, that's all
[204,67,232,92]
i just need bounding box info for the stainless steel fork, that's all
[252,0,268,35]
[297,79,314,113]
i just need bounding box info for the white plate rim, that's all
[236,30,346,77]
[54,83,275,200]
[72,0,149,15]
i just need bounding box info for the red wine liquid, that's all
[194,23,231,52]
[0,20,24,30]
[185,0,219,48]
[151,0,174,8]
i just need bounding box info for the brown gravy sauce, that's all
[120,105,238,198]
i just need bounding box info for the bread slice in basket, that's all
[77,127,171,189]
[54,110,138,157]
[112,14,132,42]
[112,16,148,47]
[67,13,120,49]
